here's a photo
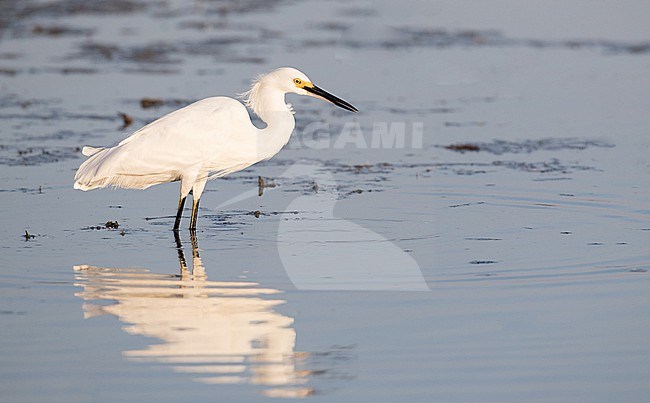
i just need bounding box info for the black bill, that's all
[304,85,358,113]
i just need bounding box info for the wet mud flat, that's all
[1,0,650,401]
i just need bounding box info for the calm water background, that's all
[1,0,649,401]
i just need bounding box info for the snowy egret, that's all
[74,67,357,230]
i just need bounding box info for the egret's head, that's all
[288,68,358,113]
[269,67,312,94]
[245,67,358,113]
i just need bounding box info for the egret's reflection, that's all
[73,232,312,398]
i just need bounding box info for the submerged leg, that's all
[173,196,186,231]
[173,230,187,272]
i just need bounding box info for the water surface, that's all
[1,0,649,401]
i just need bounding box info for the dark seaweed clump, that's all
[442,138,613,155]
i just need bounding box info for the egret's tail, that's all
[74,146,111,190]
[82,146,105,157]
[73,146,109,190]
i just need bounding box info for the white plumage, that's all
[74,67,357,230]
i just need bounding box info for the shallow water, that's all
[1,0,649,401]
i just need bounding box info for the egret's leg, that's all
[189,198,200,230]
[173,196,186,231]
[189,176,208,230]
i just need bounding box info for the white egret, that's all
[74,67,357,230]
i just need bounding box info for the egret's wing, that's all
[74,97,254,190]
[117,97,248,147]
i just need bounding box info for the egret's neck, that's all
[253,88,295,160]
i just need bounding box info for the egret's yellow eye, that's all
[293,78,302,86]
